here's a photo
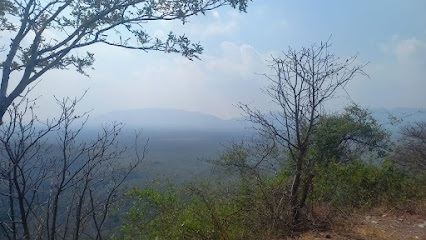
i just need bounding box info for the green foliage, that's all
[120,106,425,239]
[182,183,246,239]
[312,105,391,166]
[214,142,250,176]
[1,0,250,71]
[121,182,248,240]
[121,160,425,239]
[313,160,425,208]
[0,0,16,31]
[122,186,182,239]
[121,173,295,239]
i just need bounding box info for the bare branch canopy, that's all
[240,40,367,223]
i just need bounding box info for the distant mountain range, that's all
[91,107,426,133]
[91,108,247,130]
[370,107,426,135]
[370,107,426,124]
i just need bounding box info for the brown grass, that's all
[285,199,426,240]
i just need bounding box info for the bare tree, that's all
[393,122,426,174]
[239,41,366,223]
[0,96,147,240]
[0,0,250,124]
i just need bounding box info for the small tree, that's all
[211,105,389,234]
[309,105,390,208]
[312,105,390,166]
[0,0,250,123]
[240,41,366,222]
[0,96,146,240]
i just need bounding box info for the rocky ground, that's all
[290,202,426,240]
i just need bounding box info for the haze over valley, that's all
[1,1,425,239]
[88,107,426,184]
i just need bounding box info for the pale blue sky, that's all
[18,0,426,119]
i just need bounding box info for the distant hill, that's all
[370,107,426,135]
[91,108,248,130]
[371,107,426,123]
[90,107,426,134]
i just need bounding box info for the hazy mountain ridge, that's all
[91,107,426,133]
[370,107,426,123]
[92,108,247,130]
[370,107,426,135]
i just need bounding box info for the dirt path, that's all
[292,210,426,240]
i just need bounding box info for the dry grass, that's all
[286,199,426,240]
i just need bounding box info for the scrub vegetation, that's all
[118,44,426,239]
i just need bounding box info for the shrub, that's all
[313,160,425,209]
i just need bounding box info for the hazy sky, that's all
[11,0,426,119]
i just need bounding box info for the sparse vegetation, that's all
[119,42,426,239]
[120,118,426,239]
[2,1,425,239]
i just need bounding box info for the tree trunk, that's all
[8,174,17,240]
[298,172,315,217]
[0,98,7,125]
[290,155,304,223]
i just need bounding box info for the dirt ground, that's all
[290,203,426,240]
